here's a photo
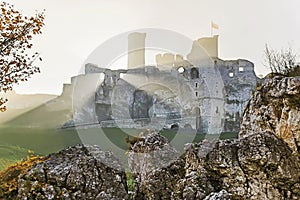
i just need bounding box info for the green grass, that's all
[0,126,81,155]
[0,125,238,171]
[0,144,29,171]
[0,158,17,171]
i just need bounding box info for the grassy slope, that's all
[0,144,29,171]
[0,126,237,172]
[0,92,57,124]
[0,127,81,171]
[3,93,72,128]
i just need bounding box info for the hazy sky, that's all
[8,0,300,95]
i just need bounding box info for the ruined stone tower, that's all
[127,32,146,69]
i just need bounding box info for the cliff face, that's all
[239,76,300,156]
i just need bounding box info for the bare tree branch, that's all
[263,43,298,75]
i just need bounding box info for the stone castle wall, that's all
[62,34,258,133]
[66,58,257,133]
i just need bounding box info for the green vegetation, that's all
[0,145,29,171]
[0,126,81,156]
[0,155,44,199]
[126,171,135,199]
[0,126,81,172]
[0,125,237,172]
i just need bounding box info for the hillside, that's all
[0,91,57,124]
[2,90,72,128]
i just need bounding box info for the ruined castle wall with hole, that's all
[62,33,258,133]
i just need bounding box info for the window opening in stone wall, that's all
[178,67,185,73]
[239,67,244,72]
[229,72,234,77]
[195,91,198,96]
[191,67,199,79]
[195,82,198,88]
[120,73,125,78]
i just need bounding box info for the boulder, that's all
[14,144,128,200]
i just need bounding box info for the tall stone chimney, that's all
[127,32,146,69]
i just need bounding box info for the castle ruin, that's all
[63,33,258,134]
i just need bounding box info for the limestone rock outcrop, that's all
[128,131,300,199]
[5,144,128,200]
[240,76,300,156]
[127,129,183,199]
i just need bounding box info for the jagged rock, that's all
[237,132,300,199]
[16,144,128,200]
[129,130,300,199]
[181,132,299,199]
[128,129,179,173]
[127,129,183,199]
[126,76,300,199]
[240,76,300,155]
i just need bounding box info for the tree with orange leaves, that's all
[0,2,45,112]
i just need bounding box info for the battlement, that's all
[156,53,191,69]
[155,35,219,69]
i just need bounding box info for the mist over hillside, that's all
[0,91,73,128]
[0,91,57,124]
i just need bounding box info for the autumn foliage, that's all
[0,155,45,199]
[0,2,45,111]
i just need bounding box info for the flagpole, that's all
[211,21,213,36]
[211,21,219,36]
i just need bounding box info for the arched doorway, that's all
[191,67,199,79]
